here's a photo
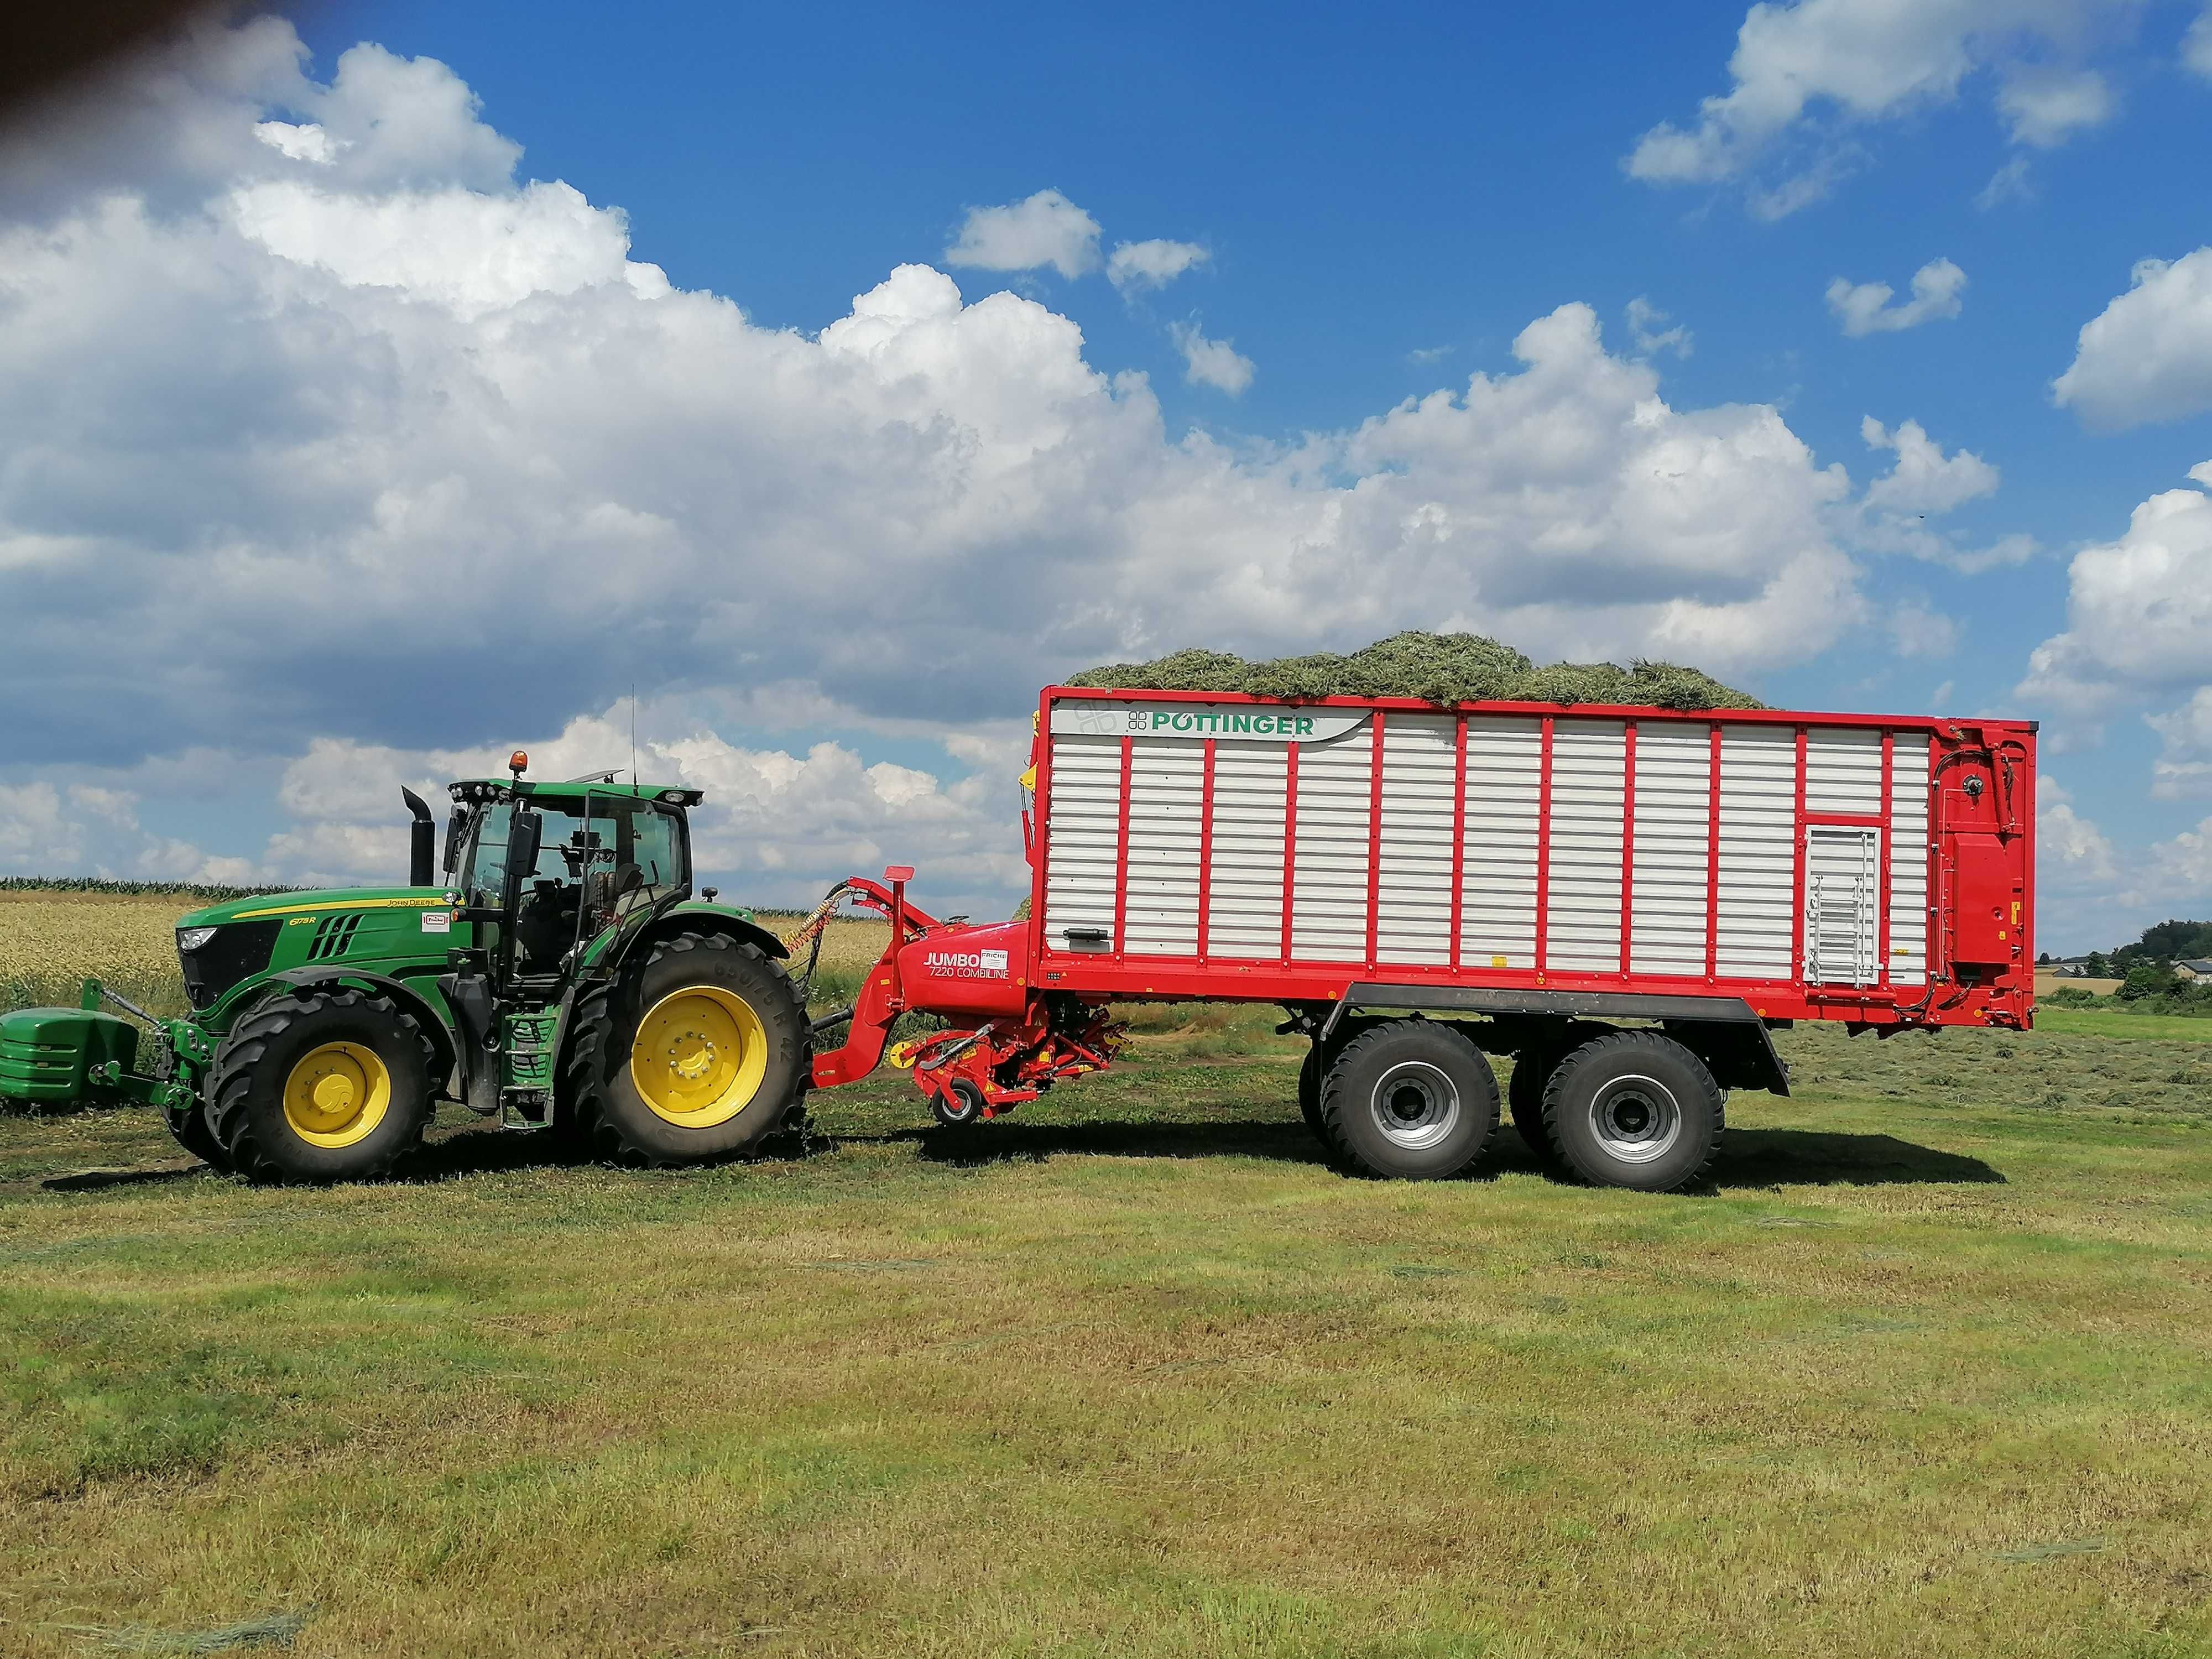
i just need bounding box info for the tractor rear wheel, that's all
[565,933,806,1166]
[208,988,436,1183]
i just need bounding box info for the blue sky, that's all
[3,1,2211,948]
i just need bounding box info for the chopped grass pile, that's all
[1067,630,1762,710]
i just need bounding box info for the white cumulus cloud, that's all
[2038,777,2119,890]
[1996,65,2116,147]
[1860,416,2000,514]
[1625,0,2135,214]
[2052,247,2212,429]
[2185,5,2212,76]
[2019,468,2212,754]
[1168,321,1255,394]
[2148,686,2212,799]
[1827,258,1967,335]
[1625,296,1693,357]
[942,188,1101,279]
[1107,238,1208,293]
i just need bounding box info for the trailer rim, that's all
[1369,1060,1461,1152]
[1587,1072,1682,1165]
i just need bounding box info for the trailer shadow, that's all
[1703,1128,2003,1190]
[194,1118,1997,1191]
[903,1119,2001,1189]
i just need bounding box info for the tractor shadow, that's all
[391,1121,836,1183]
[40,1162,210,1193]
[902,1118,1334,1169]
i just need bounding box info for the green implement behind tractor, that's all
[0,753,810,1181]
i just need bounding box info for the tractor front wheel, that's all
[162,1099,232,1173]
[565,933,806,1166]
[208,988,436,1183]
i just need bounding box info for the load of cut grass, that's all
[1067,630,1762,711]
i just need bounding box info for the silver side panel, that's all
[1042,733,1123,948]
[1631,724,1711,977]
[1460,715,1543,970]
[1375,714,1458,966]
[1290,719,1374,962]
[1546,720,1627,974]
[1206,740,1289,959]
[1123,737,1204,956]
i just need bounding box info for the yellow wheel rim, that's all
[281,1041,393,1149]
[629,985,770,1129]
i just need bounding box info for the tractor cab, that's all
[447,774,698,977]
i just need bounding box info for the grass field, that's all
[3,901,2211,1655]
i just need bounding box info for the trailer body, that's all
[1013,690,2033,1032]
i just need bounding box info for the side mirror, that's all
[502,810,543,915]
[441,807,469,878]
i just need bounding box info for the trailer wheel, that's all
[1318,1020,1498,1180]
[1541,1031,1723,1192]
[565,932,806,1167]
[1505,1047,1558,1162]
[209,988,436,1183]
[1297,1044,1325,1138]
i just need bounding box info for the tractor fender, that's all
[241,967,460,1094]
[619,907,789,967]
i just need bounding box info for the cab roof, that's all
[448,779,704,806]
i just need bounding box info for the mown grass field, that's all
[2,897,2210,1656]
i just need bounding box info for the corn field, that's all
[0,891,199,1017]
[0,891,896,1020]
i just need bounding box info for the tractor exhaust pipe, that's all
[401,787,436,887]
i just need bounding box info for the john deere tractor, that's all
[0,754,809,1181]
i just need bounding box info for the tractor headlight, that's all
[176,926,220,952]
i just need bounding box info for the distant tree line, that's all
[2041,917,2212,1016]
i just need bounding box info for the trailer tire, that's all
[1297,1044,1325,1139]
[1541,1030,1723,1193]
[209,988,436,1183]
[1506,1047,1558,1162]
[1318,1019,1498,1180]
[566,932,806,1167]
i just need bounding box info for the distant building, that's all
[2176,959,2212,983]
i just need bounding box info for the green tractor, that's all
[0,754,810,1181]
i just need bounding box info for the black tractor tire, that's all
[565,933,806,1167]
[1318,1019,1498,1180]
[931,1078,987,1128]
[1505,1047,1557,1161]
[162,1099,232,1173]
[209,988,436,1183]
[1541,1030,1724,1193]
